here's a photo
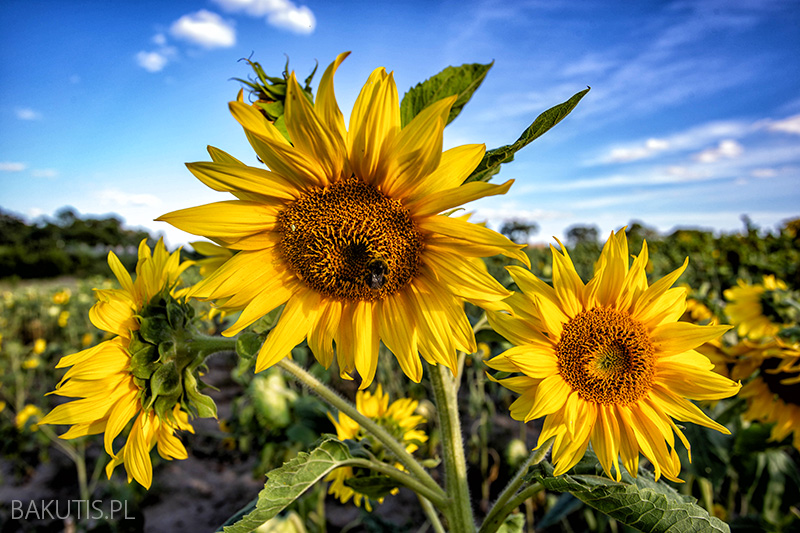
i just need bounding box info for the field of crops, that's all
[1,218,798,532]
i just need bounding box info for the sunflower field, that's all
[1,53,799,533]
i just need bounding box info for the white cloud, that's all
[97,189,162,208]
[693,139,744,163]
[136,50,171,72]
[153,33,167,46]
[31,168,59,178]
[766,113,800,135]
[16,108,42,120]
[591,120,752,165]
[0,162,27,172]
[213,0,316,34]
[170,10,236,49]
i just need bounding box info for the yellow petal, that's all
[184,161,302,201]
[308,299,342,369]
[405,144,486,200]
[422,250,511,302]
[285,73,345,181]
[157,200,277,239]
[255,289,322,372]
[316,52,350,149]
[527,374,571,421]
[419,215,529,266]
[349,68,399,183]
[650,322,731,357]
[407,179,514,217]
[378,292,422,382]
[352,300,380,389]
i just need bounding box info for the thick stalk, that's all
[428,363,475,532]
[277,358,445,501]
[478,437,553,533]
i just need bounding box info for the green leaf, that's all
[344,474,398,500]
[466,87,590,183]
[219,438,360,532]
[400,62,493,127]
[526,459,729,533]
[236,332,263,359]
[496,512,525,533]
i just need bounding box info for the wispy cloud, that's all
[15,108,42,120]
[693,139,743,163]
[170,10,236,48]
[0,162,27,172]
[31,168,59,178]
[766,113,800,135]
[97,189,162,208]
[212,0,316,34]
[589,120,752,164]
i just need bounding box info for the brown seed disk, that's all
[277,176,423,301]
[557,307,655,405]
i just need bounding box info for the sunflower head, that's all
[486,229,741,482]
[724,275,795,340]
[735,338,800,450]
[325,385,428,510]
[40,239,214,489]
[159,52,525,388]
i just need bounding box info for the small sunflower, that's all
[326,385,427,510]
[733,339,800,451]
[159,52,525,387]
[40,240,195,489]
[485,229,741,482]
[724,275,790,340]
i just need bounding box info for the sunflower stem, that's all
[478,437,554,533]
[276,358,445,501]
[189,334,238,359]
[428,363,476,532]
[345,458,448,507]
[478,483,545,533]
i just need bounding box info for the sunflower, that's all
[40,240,195,489]
[485,229,741,482]
[158,52,525,387]
[724,275,790,340]
[326,385,427,510]
[733,339,800,451]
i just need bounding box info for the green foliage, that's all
[0,207,152,279]
[526,457,730,533]
[466,87,590,183]
[400,61,493,127]
[218,438,357,532]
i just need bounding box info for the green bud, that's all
[130,344,159,379]
[138,315,171,345]
[151,361,182,398]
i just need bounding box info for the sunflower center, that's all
[760,357,800,407]
[556,307,655,405]
[277,176,423,301]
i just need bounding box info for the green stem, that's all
[346,458,447,508]
[478,437,554,533]
[277,358,445,502]
[418,493,447,533]
[190,334,237,358]
[479,483,545,533]
[428,363,475,532]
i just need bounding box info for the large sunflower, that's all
[40,240,194,489]
[159,52,525,387]
[485,230,741,482]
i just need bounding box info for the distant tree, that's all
[500,219,538,244]
[566,224,599,246]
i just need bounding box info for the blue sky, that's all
[1,0,799,249]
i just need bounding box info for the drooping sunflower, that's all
[485,229,741,482]
[326,385,428,510]
[158,52,525,387]
[732,339,800,451]
[724,275,790,340]
[40,240,195,489]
